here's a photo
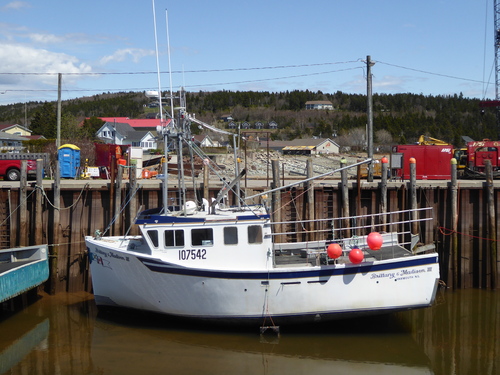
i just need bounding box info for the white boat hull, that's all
[86,237,439,325]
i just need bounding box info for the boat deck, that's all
[274,244,414,267]
[0,260,37,274]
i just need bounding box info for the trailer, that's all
[391,144,454,180]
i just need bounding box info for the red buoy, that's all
[349,247,364,264]
[327,243,342,259]
[367,232,383,250]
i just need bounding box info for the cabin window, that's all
[191,228,213,246]
[164,229,185,248]
[224,227,238,245]
[248,225,263,244]
[147,230,159,248]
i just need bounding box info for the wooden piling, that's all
[306,158,315,241]
[271,160,281,243]
[409,158,417,235]
[380,157,388,230]
[203,164,209,200]
[114,165,123,235]
[485,160,497,289]
[128,165,138,235]
[50,160,60,295]
[35,159,44,245]
[340,158,350,238]
[450,158,459,289]
[19,161,27,247]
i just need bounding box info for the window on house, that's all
[248,225,263,244]
[224,227,238,245]
[164,229,185,247]
[191,228,213,246]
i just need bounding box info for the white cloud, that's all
[99,48,154,65]
[27,33,65,44]
[2,1,30,11]
[0,43,92,87]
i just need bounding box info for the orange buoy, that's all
[327,243,342,259]
[367,232,383,250]
[349,247,364,264]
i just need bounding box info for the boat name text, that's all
[370,267,431,281]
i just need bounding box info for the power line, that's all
[0,66,363,93]
[0,60,361,76]
[376,60,486,84]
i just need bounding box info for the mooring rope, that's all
[438,226,499,242]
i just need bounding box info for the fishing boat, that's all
[85,89,440,328]
[86,5,439,326]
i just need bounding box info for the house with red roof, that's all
[95,118,172,152]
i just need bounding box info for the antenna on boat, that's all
[165,9,175,125]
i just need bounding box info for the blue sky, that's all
[0,0,496,105]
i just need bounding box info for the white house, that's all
[192,134,220,148]
[305,101,334,110]
[0,132,29,152]
[280,138,340,155]
[95,122,158,151]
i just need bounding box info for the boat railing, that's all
[270,207,434,251]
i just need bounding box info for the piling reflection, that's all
[0,289,498,375]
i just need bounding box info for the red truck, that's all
[0,159,37,181]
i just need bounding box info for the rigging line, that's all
[101,184,142,237]
[182,138,258,213]
[483,0,490,99]
[376,60,486,84]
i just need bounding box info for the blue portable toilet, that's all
[58,144,81,178]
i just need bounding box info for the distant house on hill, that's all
[192,134,220,148]
[0,132,29,152]
[0,124,32,137]
[267,138,339,155]
[305,101,334,110]
[220,114,233,122]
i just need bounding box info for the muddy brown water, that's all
[0,289,498,374]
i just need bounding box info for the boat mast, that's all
[152,0,169,212]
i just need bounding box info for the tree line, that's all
[0,90,497,148]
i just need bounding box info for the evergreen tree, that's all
[30,102,57,138]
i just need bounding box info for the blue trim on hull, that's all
[137,255,439,280]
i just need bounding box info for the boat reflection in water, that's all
[0,316,49,374]
[0,289,498,374]
[91,310,433,375]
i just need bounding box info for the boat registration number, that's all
[179,249,207,260]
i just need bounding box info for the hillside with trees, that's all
[0,90,497,151]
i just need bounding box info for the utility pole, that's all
[56,73,62,149]
[366,55,375,182]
